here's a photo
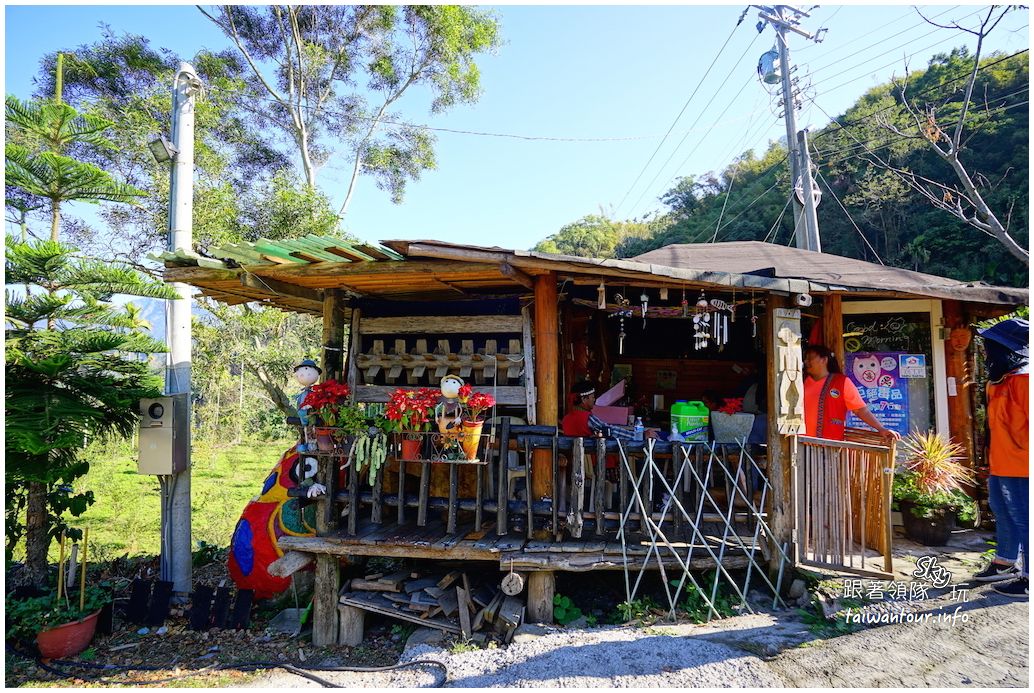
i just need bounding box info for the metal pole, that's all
[164,62,201,596]
[774,6,806,249]
[797,129,822,252]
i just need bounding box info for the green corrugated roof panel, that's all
[161,237,404,268]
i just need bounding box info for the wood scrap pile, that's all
[339,569,525,643]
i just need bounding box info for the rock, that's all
[788,579,807,600]
[406,627,447,649]
[796,594,811,608]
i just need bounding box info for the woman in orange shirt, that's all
[973,318,1028,598]
[802,344,898,443]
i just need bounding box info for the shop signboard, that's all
[845,352,910,436]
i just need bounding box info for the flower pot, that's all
[711,412,755,444]
[400,435,422,461]
[36,609,101,659]
[460,420,484,460]
[899,501,956,546]
[315,427,336,452]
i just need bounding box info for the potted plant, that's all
[382,387,440,460]
[893,431,977,546]
[6,586,109,658]
[301,379,364,451]
[457,384,496,460]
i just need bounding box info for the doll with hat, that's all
[293,358,322,427]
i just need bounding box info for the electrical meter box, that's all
[138,395,189,475]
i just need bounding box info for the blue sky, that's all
[4,3,1030,252]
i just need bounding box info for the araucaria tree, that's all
[5,238,177,582]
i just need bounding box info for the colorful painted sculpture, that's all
[227,447,324,598]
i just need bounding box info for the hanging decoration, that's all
[751,293,758,338]
[692,292,711,350]
[597,281,607,310]
[640,291,649,329]
[681,288,690,318]
[610,293,633,354]
[709,298,731,349]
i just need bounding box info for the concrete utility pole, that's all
[164,63,202,596]
[756,5,823,251]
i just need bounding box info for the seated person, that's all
[562,379,633,483]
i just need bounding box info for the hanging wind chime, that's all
[640,291,649,329]
[681,287,690,318]
[692,292,711,350]
[709,297,731,349]
[751,293,758,338]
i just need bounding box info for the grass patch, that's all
[53,437,295,561]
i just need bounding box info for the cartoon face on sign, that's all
[853,354,881,387]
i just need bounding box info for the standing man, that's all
[803,344,899,443]
[973,318,1028,598]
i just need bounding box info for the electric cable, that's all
[814,167,884,264]
[614,6,751,214]
[762,193,794,244]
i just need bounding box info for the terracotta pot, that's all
[36,609,101,659]
[315,427,336,452]
[460,420,484,460]
[400,435,422,461]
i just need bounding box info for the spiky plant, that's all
[893,430,977,522]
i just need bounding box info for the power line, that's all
[814,167,884,264]
[614,7,750,213]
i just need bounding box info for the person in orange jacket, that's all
[973,318,1029,598]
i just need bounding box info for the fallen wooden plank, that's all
[437,589,459,617]
[472,606,487,632]
[498,596,523,629]
[457,587,472,639]
[364,572,385,581]
[404,577,439,594]
[377,570,410,587]
[268,550,314,578]
[437,570,462,590]
[349,578,403,592]
[423,586,445,599]
[340,592,460,635]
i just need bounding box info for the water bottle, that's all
[633,417,645,441]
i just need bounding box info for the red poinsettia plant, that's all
[457,384,496,422]
[382,387,440,434]
[301,379,365,432]
[717,397,744,416]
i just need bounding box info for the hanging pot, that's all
[36,609,101,659]
[400,434,422,461]
[460,419,484,461]
[315,427,336,452]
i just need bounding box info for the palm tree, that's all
[4,236,177,581]
[4,96,145,241]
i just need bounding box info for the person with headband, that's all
[802,344,899,443]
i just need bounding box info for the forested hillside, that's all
[535,48,1029,287]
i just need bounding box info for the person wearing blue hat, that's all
[973,318,1028,598]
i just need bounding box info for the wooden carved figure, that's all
[777,321,804,433]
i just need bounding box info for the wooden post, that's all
[532,273,559,500]
[322,289,347,381]
[822,294,844,368]
[526,571,555,624]
[942,300,976,474]
[766,294,794,576]
[337,604,364,646]
[313,555,340,646]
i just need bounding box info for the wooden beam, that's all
[361,315,524,335]
[526,571,554,624]
[823,293,844,368]
[501,262,535,290]
[942,300,977,473]
[322,288,347,381]
[532,272,559,500]
[354,385,528,406]
[163,266,240,283]
[241,272,323,304]
[251,259,501,280]
[765,294,794,576]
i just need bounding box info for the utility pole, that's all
[164,63,202,597]
[755,5,824,251]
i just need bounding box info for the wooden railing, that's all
[795,429,895,578]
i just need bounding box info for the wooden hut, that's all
[162,237,1026,643]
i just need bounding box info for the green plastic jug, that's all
[671,400,709,442]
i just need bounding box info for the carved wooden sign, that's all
[774,308,804,436]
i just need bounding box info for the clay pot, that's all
[315,427,336,452]
[460,420,484,460]
[400,435,422,461]
[36,610,101,659]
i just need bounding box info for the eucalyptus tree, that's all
[198,4,501,217]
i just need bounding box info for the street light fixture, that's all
[148,135,179,163]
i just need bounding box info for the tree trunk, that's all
[252,363,296,419]
[50,202,60,242]
[24,481,51,583]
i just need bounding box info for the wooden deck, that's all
[278,517,757,572]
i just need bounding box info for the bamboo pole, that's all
[79,527,89,612]
[56,531,66,603]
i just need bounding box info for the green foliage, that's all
[191,540,225,568]
[892,474,977,524]
[552,593,583,625]
[533,214,656,259]
[612,596,659,624]
[670,574,737,623]
[5,237,175,570]
[5,586,110,643]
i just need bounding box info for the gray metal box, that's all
[138,395,189,475]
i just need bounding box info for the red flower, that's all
[464,391,496,422]
[717,397,744,416]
